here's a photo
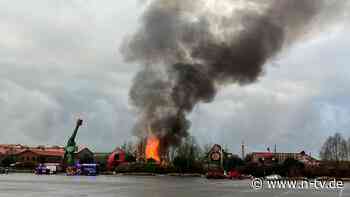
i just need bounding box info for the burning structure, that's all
[136,127,167,164]
[121,0,346,163]
[135,125,162,163]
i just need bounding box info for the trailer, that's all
[35,163,60,175]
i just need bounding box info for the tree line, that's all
[320,133,350,161]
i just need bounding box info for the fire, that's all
[145,135,160,162]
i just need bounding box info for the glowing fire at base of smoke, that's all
[145,135,160,162]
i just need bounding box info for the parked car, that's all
[66,163,99,176]
[0,167,9,174]
[81,164,99,176]
[227,169,241,179]
[206,167,226,179]
[35,163,60,175]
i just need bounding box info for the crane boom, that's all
[64,119,83,166]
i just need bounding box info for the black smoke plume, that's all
[122,0,346,153]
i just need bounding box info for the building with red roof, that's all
[14,149,64,167]
[248,151,319,167]
[0,144,94,168]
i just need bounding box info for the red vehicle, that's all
[227,169,241,179]
[206,167,226,179]
[227,170,253,180]
[107,148,126,171]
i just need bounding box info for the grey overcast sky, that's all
[0,0,349,155]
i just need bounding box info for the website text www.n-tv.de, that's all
[251,178,344,191]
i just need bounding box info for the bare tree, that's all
[200,144,212,159]
[347,137,350,160]
[320,133,348,161]
[320,136,333,161]
[335,133,348,161]
[175,136,201,159]
[173,136,202,168]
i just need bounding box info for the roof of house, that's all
[0,144,93,157]
[0,144,26,155]
[15,149,64,157]
[76,145,92,154]
[252,152,274,157]
[0,148,7,155]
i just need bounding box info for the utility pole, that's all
[220,145,224,169]
[241,141,245,160]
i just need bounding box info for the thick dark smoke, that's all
[122,0,346,153]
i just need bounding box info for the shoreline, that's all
[3,171,350,181]
[1,171,204,178]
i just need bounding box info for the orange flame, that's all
[145,135,160,162]
[145,125,160,162]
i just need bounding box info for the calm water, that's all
[0,174,348,197]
